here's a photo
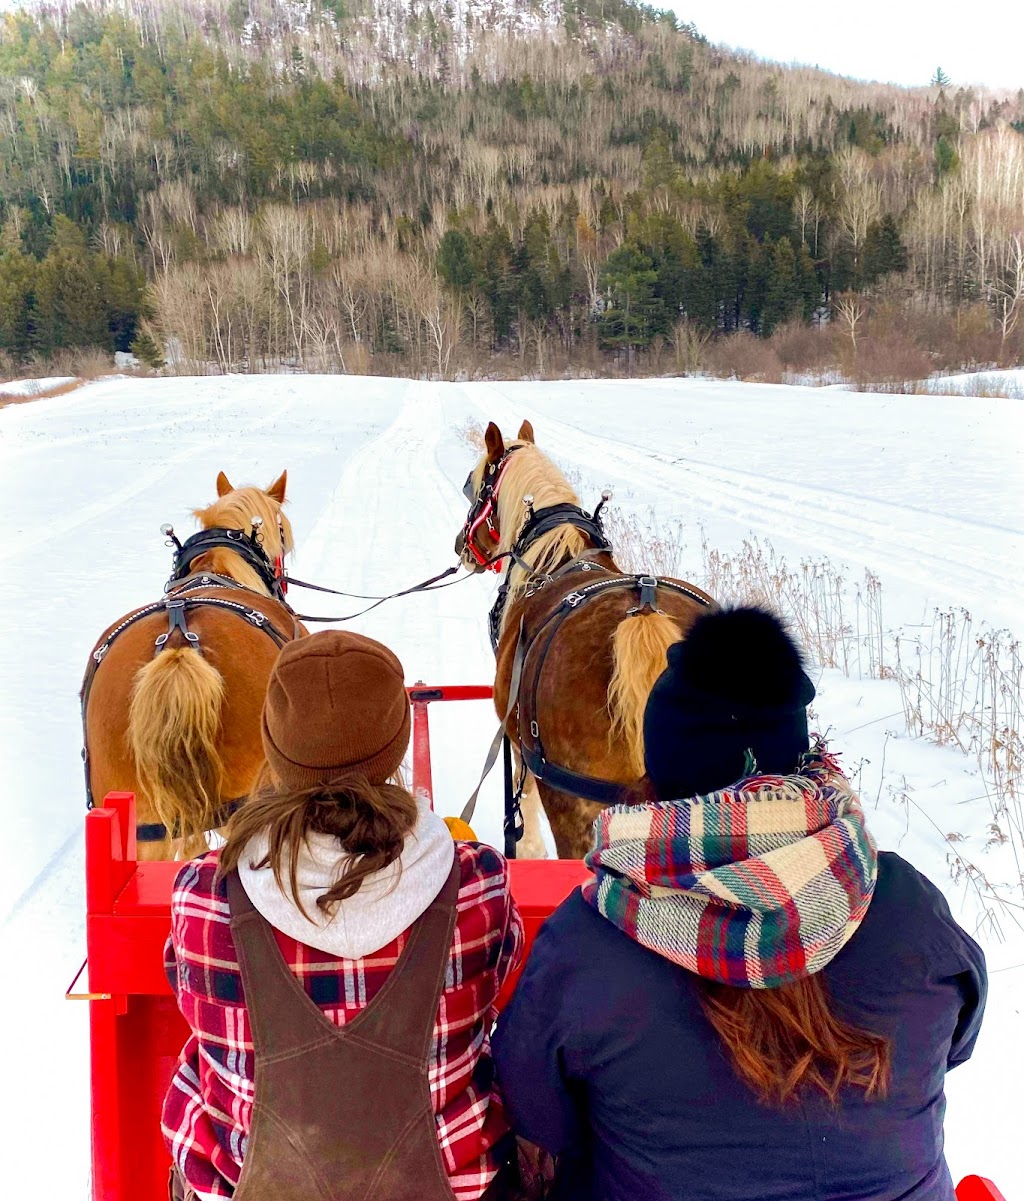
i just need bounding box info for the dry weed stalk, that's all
[895,615,1023,893]
[460,449,1021,898]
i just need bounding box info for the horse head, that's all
[192,470,294,593]
[455,421,536,572]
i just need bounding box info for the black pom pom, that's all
[668,606,813,707]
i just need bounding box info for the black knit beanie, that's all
[643,606,816,801]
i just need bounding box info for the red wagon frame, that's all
[73,684,1007,1201]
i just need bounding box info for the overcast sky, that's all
[666,0,1023,90]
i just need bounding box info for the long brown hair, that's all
[699,974,891,1105]
[627,776,890,1105]
[219,767,418,920]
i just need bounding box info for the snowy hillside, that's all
[0,375,1021,1194]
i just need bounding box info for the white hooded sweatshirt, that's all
[237,796,456,959]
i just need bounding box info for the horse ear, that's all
[216,471,233,497]
[517,420,535,444]
[484,422,505,464]
[266,471,288,503]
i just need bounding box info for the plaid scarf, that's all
[583,752,878,989]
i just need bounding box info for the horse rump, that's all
[127,647,226,842]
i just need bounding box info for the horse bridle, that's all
[460,451,617,648]
[459,448,521,570]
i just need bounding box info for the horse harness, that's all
[512,567,713,807]
[460,461,713,840]
[81,528,302,841]
[487,500,613,652]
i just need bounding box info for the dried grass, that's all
[0,378,88,407]
[705,332,785,383]
[561,474,1022,901]
[457,418,487,452]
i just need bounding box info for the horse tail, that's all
[127,647,226,840]
[608,611,682,779]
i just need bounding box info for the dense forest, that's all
[0,0,1023,378]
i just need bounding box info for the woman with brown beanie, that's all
[162,630,524,1201]
[493,606,986,1201]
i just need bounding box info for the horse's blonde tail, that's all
[608,612,682,779]
[127,648,226,840]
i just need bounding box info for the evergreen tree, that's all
[598,242,663,369]
[796,243,820,321]
[862,215,909,285]
[682,226,728,331]
[0,248,36,358]
[131,327,165,370]
[34,251,108,353]
[761,237,801,334]
[437,229,477,291]
[935,135,960,177]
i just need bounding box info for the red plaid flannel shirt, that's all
[162,842,524,1200]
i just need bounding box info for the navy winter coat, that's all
[492,852,986,1201]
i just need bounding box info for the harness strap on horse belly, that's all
[136,797,245,843]
[519,744,630,807]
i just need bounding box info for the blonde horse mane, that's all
[192,487,294,595]
[472,442,593,631]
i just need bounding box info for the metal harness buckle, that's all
[156,597,201,650]
[628,575,661,616]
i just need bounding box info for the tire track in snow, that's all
[298,381,494,675]
[0,382,302,567]
[467,384,1022,628]
[296,383,506,844]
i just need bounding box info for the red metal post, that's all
[407,684,495,808]
[86,794,135,1201]
[411,688,434,806]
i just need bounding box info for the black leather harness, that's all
[514,570,712,806]
[488,502,613,651]
[81,568,298,841]
[167,526,287,603]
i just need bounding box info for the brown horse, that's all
[83,471,303,860]
[457,422,715,859]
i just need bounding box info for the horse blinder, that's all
[459,456,512,571]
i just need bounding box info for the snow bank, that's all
[0,374,1019,1193]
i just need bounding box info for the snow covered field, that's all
[1,375,1021,1193]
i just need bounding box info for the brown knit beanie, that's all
[261,630,411,790]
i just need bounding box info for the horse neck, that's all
[193,547,272,596]
[496,450,613,627]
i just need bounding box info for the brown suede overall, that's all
[173,860,467,1201]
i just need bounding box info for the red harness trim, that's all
[465,455,516,571]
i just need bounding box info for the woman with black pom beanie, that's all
[494,605,987,1201]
